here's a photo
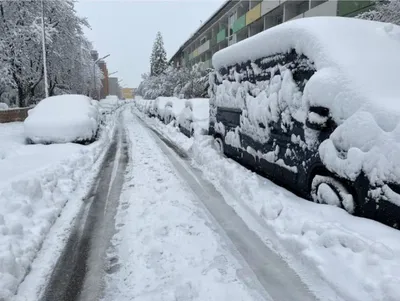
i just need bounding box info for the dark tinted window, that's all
[217,107,241,126]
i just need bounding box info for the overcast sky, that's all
[75,0,225,88]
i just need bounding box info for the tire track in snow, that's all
[135,114,319,301]
[40,121,129,301]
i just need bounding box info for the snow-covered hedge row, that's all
[137,63,212,100]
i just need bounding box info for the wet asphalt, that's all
[41,125,128,301]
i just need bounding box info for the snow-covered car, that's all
[177,98,209,137]
[145,99,156,117]
[99,95,121,114]
[134,97,147,112]
[24,94,99,144]
[163,97,186,125]
[209,17,400,228]
[153,97,173,122]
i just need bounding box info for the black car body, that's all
[209,49,400,229]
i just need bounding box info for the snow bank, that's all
[212,16,400,186]
[0,103,9,110]
[0,110,117,299]
[144,112,400,301]
[24,95,99,144]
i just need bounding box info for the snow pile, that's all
[0,103,9,110]
[0,111,117,299]
[145,113,400,301]
[24,95,99,144]
[212,16,400,186]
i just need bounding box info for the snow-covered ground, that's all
[134,105,400,301]
[103,109,269,301]
[0,103,119,300]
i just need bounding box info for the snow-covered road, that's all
[102,109,317,301]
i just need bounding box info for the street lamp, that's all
[109,71,118,76]
[93,54,110,100]
[41,0,49,98]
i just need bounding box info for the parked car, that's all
[24,95,99,144]
[209,17,400,228]
[163,98,186,126]
[153,97,173,122]
[177,98,209,137]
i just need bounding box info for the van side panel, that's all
[210,50,317,196]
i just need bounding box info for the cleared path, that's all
[132,113,318,301]
[41,123,128,301]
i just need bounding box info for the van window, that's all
[217,107,241,126]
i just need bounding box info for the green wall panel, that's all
[338,0,374,17]
[232,15,246,33]
[217,29,226,43]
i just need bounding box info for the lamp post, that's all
[41,0,49,98]
[93,54,110,100]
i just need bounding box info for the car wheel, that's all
[213,137,224,155]
[311,175,355,214]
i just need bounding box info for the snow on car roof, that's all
[213,17,400,118]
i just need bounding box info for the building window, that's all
[296,1,309,15]
[311,0,328,9]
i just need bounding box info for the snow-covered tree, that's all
[150,32,167,76]
[136,63,213,100]
[357,0,400,25]
[0,0,102,106]
[181,63,213,99]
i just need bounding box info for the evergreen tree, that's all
[150,31,167,76]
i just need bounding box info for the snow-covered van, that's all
[209,17,400,228]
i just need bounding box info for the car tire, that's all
[311,175,355,214]
[213,137,224,155]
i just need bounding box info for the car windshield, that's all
[2,1,400,301]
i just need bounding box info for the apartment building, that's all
[170,0,374,69]
[98,60,109,100]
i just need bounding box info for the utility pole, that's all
[93,54,110,100]
[41,0,49,98]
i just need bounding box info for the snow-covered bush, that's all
[0,103,8,110]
